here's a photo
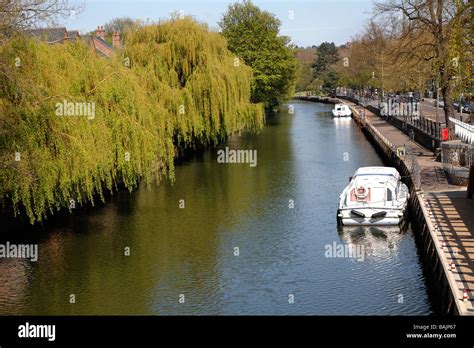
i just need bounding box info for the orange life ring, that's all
[355,186,369,199]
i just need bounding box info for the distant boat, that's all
[337,167,409,226]
[332,103,352,117]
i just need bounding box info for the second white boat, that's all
[332,103,352,117]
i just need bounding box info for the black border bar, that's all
[0,316,473,345]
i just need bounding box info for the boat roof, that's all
[334,103,348,107]
[353,166,400,178]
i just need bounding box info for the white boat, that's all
[337,167,409,226]
[332,103,352,117]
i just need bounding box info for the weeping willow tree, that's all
[0,17,264,224]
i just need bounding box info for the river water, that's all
[0,100,432,315]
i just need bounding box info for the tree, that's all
[0,0,81,37]
[104,17,140,33]
[312,42,339,78]
[0,18,264,223]
[335,38,374,91]
[375,0,472,133]
[295,47,316,92]
[295,62,313,92]
[219,0,297,110]
[323,69,340,91]
[310,42,340,94]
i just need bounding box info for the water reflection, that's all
[338,222,408,260]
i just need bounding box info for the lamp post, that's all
[381,50,384,103]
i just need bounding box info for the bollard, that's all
[463,289,469,302]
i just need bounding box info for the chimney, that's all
[95,25,105,40]
[112,31,121,48]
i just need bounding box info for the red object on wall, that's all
[442,127,449,141]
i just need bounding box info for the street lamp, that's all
[381,50,384,102]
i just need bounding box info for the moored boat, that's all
[331,103,352,117]
[337,167,409,226]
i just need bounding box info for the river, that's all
[0,100,432,315]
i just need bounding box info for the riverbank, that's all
[345,100,474,315]
[293,95,341,105]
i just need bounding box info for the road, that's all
[420,99,472,123]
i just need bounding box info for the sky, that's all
[66,0,375,47]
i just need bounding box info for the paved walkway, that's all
[347,101,474,315]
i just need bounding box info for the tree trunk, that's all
[440,68,455,139]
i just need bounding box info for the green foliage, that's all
[449,1,472,96]
[294,47,316,92]
[219,0,297,110]
[322,69,339,90]
[295,62,313,92]
[312,42,339,79]
[0,17,264,223]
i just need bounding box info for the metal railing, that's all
[405,148,422,190]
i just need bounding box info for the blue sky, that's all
[67,0,375,47]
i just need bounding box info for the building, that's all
[24,27,71,44]
[24,25,122,58]
[81,26,122,58]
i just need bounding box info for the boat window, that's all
[387,188,393,201]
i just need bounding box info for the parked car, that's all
[467,102,474,113]
[453,100,469,113]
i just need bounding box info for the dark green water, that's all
[0,100,432,315]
